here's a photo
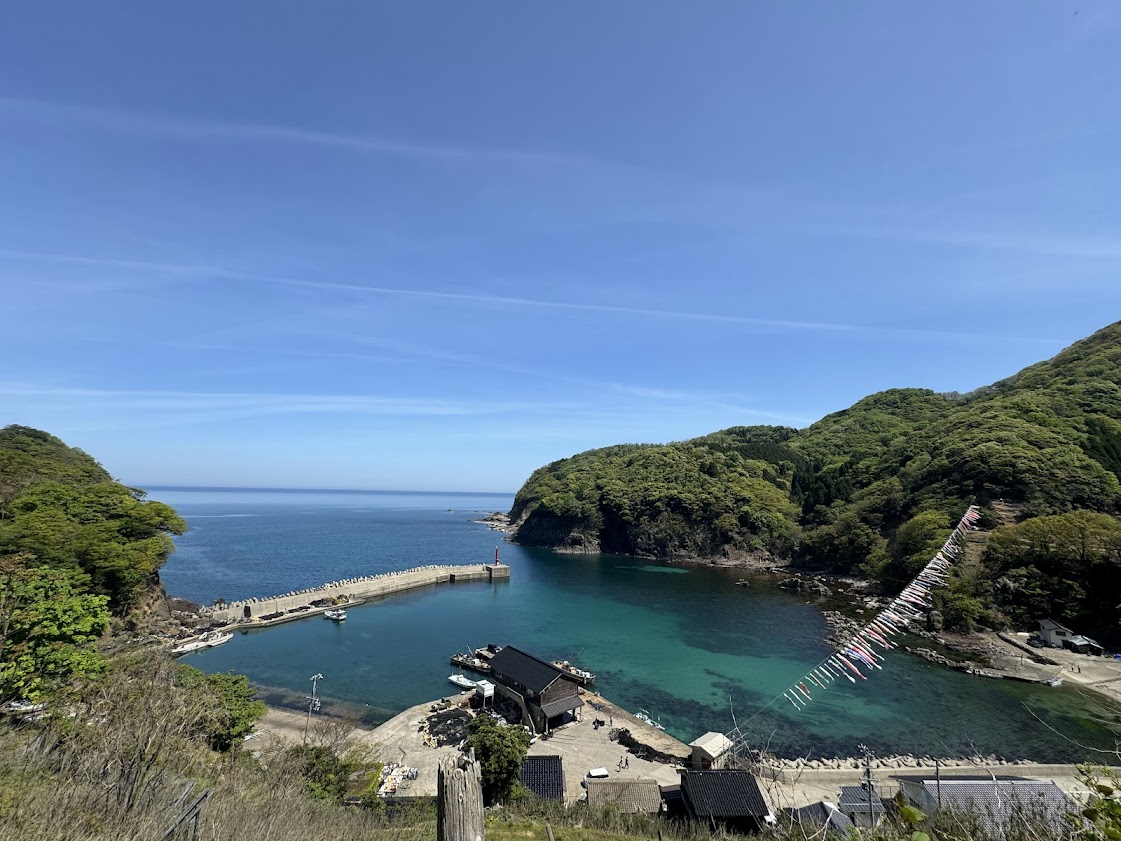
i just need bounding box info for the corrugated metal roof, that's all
[1068,635,1102,647]
[918,780,1076,834]
[1039,619,1071,633]
[680,770,770,818]
[838,786,886,814]
[520,755,565,800]
[586,778,663,813]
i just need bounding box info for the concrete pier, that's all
[203,563,510,625]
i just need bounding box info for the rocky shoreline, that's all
[487,523,1121,703]
[475,511,513,532]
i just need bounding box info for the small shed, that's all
[838,785,887,828]
[1064,635,1104,655]
[520,755,565,801]
[788,801,856,836]
[680,769,774,833]
[690,732,734,770]
[1038,619,1073,648]
[475,680,495,704]
[585,778,663,813]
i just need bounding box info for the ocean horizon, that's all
[141,484,517,496]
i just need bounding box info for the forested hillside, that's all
[0,425,186,701]
[510,321,1121,638]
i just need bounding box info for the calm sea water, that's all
[153,487,1121,761]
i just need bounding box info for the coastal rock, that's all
[778,577,833,597]
[822,610,862,648]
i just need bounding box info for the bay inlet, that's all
[153,487,1121,762]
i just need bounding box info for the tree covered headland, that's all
[0,428,415,840]
[510,320,1121,639]
[0,425,186,701]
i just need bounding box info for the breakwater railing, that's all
[202,563,510,625]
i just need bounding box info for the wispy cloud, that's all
[0,246,859,332]
[267,276,862,332]
[0,97,622,171]
[0,384,578,420]
[801,223,1121,262]
[0,247,228,277]
[0,245,1070,345]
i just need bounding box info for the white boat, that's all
[1045,676,1063,687]
[324,609,347,622]
[634,709,665,730]
[449,673,478,690]
[172,631,233,656]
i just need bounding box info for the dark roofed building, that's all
[838,785,887,828]
[585,778,663,813]
[898,777,1076,835]
[680,769,774,833]
[490,646,565,695]
[489,646,582,734]
[520,755,565,801]
[788,801,855,836]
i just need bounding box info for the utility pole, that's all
[935,758,942,807]
[304,673,324,743]
[858,743,876,827]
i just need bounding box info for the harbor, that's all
[200,559,510,626]
[168,556,511,654]
[159,488,1121,763]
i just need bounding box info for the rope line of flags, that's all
[781,505,982,712]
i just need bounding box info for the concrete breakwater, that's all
[203,563,510,624]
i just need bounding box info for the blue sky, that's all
[2,2,1119,492]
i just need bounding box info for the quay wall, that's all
[204,563,510,624]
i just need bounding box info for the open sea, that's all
[152,487,1121,761]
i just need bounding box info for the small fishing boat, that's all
[634,709,665,730]
[553,660,596,686]
[451,652,492,673]
[449,673,478,690]
[1045,675,1063,687]
[324,609,347,622]
[172,631,233,656]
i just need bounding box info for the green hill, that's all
[0,424,187,701]
[0,425,112,516]
[509,321,1121,637]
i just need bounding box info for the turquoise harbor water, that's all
[154,487,1121,761]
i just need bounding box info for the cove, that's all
[154,487,1121,761]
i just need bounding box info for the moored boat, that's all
[449,673,478,690]
[553,660,596,685]
[634,709,665,730]
[451,652,492,673]
[324,609,347,622]
[172,631,233,656]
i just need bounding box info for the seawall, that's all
[203,563,510,624]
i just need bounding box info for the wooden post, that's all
[437,749,484,841]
